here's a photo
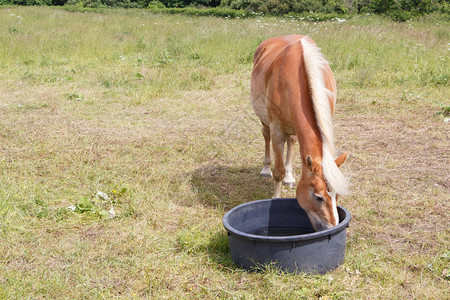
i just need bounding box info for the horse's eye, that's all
[313,194,324,202]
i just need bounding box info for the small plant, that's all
[154,49,172,66]
[30,198,50,219]
[436,104,450,117]
[66,92,84,101]
[75,196,95,213]
[109,187,127,203]
[69,191,121,219]
[8,25,18,34]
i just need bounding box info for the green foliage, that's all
[155,0,220,7]
[148,5,252,17]
[75,196,96,213]
[219,0,252,10]
[1,0,446,18]
[370,0,395,13]
[219,0,442,16]
[351,0,371,13]
[75,195,112,218]
[70,190,124,218]
[436,104,450,117]
[219,0,348,15]
[52,0,68,5]
[400,0,434,13]
[147,0,165,7]
[0,0,51,5]
[64,0,141,8]
[388,8,412,21]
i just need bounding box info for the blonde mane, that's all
[300,37,350,196]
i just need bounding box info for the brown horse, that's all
[250,35,350,231]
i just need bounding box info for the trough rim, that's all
[223,198,351,243]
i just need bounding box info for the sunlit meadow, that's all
[0,6,448,298]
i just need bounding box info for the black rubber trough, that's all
[222,198,351,274]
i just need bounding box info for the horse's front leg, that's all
[270,123,286,198]
[283,135,296,188]
[260,123,273,179]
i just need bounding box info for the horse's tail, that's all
[300,37,350,196]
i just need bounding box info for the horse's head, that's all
[296,152,349,231]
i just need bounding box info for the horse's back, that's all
[250,35,336,129]
[252,35,305,70]
[250,35,307,131]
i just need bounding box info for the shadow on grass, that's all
[191,165,273,272]
[175,223,238,270]
[206,230,291,273]
[206,230,236,270]
[190,165,273,211]
[188,165,273,272]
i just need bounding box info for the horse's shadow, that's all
[189,165,273,211]
[189,164,273,269]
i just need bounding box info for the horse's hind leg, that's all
[270,123,286,198]
[283,135,296,188]
[260,123,272,179]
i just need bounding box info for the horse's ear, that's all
[306,155,313,168]
[306,155,318,173]
[335,152,349,168]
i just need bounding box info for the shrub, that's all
[400,0,434,13]
[1,0,51,4]
[147,0,165,7]
[219,0,349,15]
[66,0,142,7]
[389,9,412,21]
[52,0,68,5]
[370,0,395,13]
[66,0,106,7]
[147,5,251,17]
[324,0,348,13]
[220,0,253,10]
[156,0,220,7]
[0,0,446,17]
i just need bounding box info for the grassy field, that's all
[0,6,448,299]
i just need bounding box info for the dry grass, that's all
[0,6,449,299]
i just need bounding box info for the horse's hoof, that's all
[283,180,296,188]
[259,172,272,179]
